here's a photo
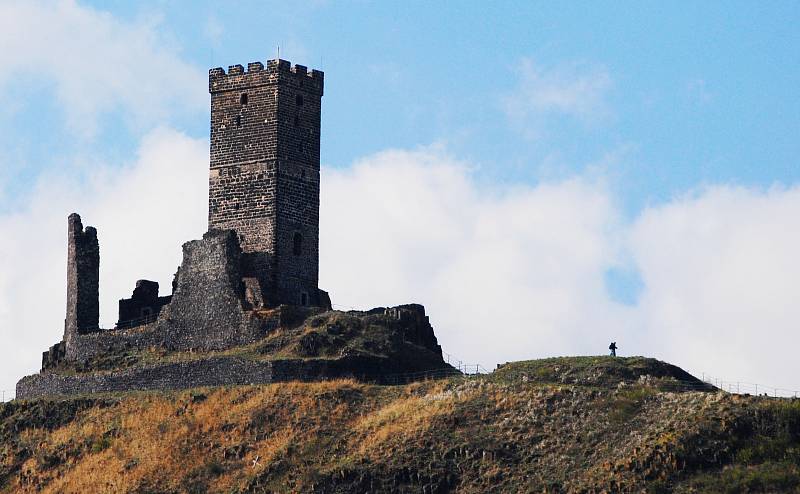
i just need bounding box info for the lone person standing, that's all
[609,342,618,357]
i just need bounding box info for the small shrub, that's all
[90,436,111,453]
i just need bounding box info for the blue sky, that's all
[6,1,800,211]
[2,1,800,395]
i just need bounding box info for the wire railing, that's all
[442,351,491,375]
[331,303,360,311]
[379,367,465,385]
[1,390,14,402]
[700,373,800,398]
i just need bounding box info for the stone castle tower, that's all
[208,60,325,307]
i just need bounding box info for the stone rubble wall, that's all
[16,357,274,399]
[159,229,263,351]
[15,355,422,400]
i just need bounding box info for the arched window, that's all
[293,232,303,256]
[296,94,304,106]
[240,93,248,105]
[301,292,308,306]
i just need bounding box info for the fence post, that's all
[755,384,758,395]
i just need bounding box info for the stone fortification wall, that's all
[159,229,263,350]
[16,354,442,399]
[17,358,274,399]
[62,230,284,363]
[63,322,164,363]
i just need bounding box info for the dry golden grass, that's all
[5,360,794,493]
[352,382,457,455]
[4,380,384,494]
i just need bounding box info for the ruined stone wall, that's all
[382,304,443,357]
[60,309,283,365]
[17,358,275,399]
[159,229,266,350]
[16,354,444,399]
[64,214,99,343]
[208,59,324,307]
[117,280,171,327]
[64,323,164,363]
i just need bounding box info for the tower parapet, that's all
[209,59,324,95]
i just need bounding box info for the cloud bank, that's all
[322,150,800,390]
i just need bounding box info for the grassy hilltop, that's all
[2,356,799,493]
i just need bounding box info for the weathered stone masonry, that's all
[65,213,99,340]
[116,280,171,328]
[209,59,327,308]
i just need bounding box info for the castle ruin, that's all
[17,58,448,399]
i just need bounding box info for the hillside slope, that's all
[2,357,799,493]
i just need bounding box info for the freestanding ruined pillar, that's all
[64,213,100,343]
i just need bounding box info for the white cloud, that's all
[503,58,613,138]
[0,0,206,137]
[630,185,800,390]
[0,127,207,394]
[320,147,634,368]
[322,150,800,392]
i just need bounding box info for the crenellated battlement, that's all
[209,58,324,95]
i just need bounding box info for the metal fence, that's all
[442,352,491,375]
[700,373,800,398]
[1,390,14,403]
